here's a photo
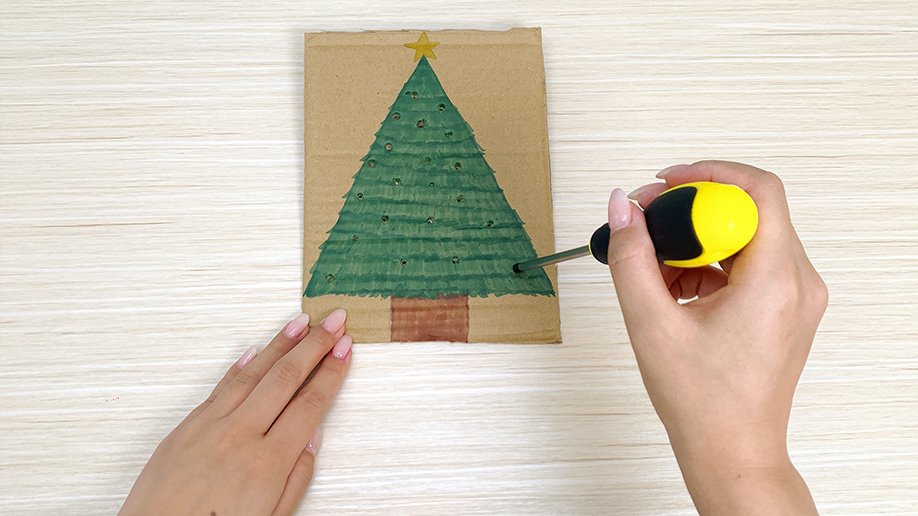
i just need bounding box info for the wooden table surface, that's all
[2,1,916,514]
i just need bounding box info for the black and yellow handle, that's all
[589,181,758,268]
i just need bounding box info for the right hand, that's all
[605,161,827,515]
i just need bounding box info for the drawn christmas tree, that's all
[304,33,554,342]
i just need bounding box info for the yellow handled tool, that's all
[512,181,758,272]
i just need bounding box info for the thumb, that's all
[605,189,679,332]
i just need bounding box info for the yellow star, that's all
[404,32,439,62]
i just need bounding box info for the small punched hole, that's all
[326,274,334,281]
[356,193,364,199]
[445,131,453,139]
[438,103,445,111]
[452,256,460,264]
[429,182,435,187]
[368,160,376,167]
[385,143,393,151]
[486,220,494,227]
[456,195,464,202]
[381,215,389,223]
[400,259,408,266]
[392,112,400,120]
[427,217,434,224]
[454,162,462,170]
[392,178,401,185]
[424,156,431,164]
[416,119,426,128]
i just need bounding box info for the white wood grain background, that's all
[1,1,916,514]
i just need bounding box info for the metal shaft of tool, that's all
[513,245,591,273]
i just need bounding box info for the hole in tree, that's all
[368,160,376,167]
[392,112,400,120]
[417,119,426,128]
[392,178,401,185]
[438,103,445,111]
[385,143,393,151]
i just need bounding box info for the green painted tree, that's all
[304,56,554,300]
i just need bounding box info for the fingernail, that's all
[235,345,258,369]
[608,188,632,232]
[283,313,310,339]
[627,184,657,201]
[320,309,347,333]
[305,426,323,456]
[656,163,689,179]
[332,334,353,360]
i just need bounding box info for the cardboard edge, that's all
[304,27,543,47]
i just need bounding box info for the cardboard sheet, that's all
[303,29,560,343]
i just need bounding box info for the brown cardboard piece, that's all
[303,29,560,343]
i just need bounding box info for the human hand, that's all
[119,310,353,516]
[606,161,826,515]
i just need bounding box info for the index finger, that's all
[236,309,346,432]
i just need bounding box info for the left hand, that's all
[119,310,352,516]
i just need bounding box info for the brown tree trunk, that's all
[390,294,469,342]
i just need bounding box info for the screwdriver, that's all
[513,181,758,273]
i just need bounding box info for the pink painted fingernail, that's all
[656,163,689,179]
[235,345,258,369]
[305,426,323,456]
[283,313,310,339]
[627,183,657,201]
[332,334,353,360]
[608,188,632,232]
[320,309,347,333]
